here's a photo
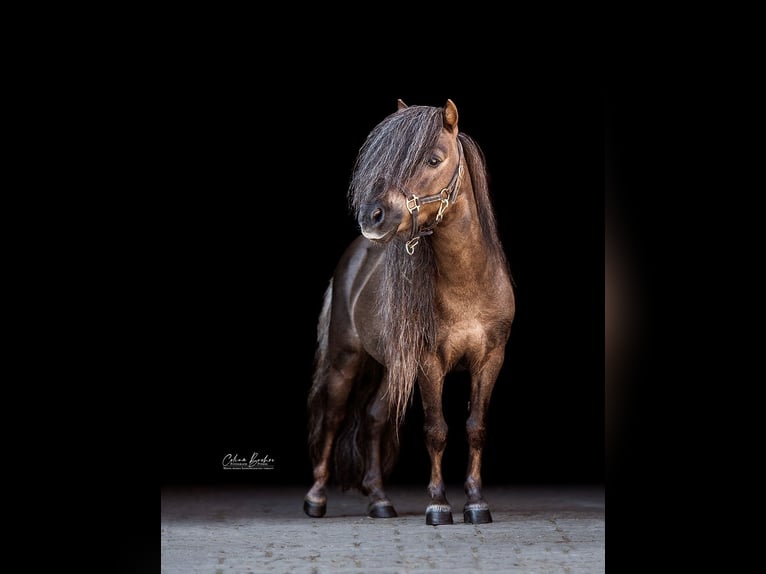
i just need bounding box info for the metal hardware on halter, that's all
[403,141,464,255]
[434,189,450,224]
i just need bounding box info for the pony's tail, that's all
[307,280,334,467]
[307,279,401,491]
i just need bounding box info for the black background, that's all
[108,30,753,573]
[155,70,603,488]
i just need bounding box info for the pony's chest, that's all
[440,318,486,353]
[435,290,513,354]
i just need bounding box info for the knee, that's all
[466,417,486,446]
[366,400,388,431]
[424,420,448,449]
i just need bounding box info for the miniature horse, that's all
[305,99,515,525]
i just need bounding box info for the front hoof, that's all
[463,503,492,524]
[425,504,454,525]
[368,500,397,518]
[303,498,327,518]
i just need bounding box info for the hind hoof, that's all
[463,503,492,524]
[368,500,397,518]
[303,499,327,518]
[425,504,454,525]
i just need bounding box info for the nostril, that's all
[371,208,384,224]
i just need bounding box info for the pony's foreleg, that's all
[418,368,453,525]
[304,356,359,518]
[361,386,397,518]
[463,348,505,524]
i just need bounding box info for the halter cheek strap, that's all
[404,139,464,255]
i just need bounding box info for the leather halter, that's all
[403,139,464,255]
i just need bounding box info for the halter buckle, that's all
[406,195,420,213]
[405,237,419,255]
[435,189,450,223]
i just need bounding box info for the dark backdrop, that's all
[155,77,603,487]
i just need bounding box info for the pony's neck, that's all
[430,173,491,284]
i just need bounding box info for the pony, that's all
[304,99,515,525]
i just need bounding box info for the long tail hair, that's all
[307,280,400,490]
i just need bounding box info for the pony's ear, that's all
[443,99,459,133]
[397,99,408,110]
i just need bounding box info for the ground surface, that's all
[161,484,604,573]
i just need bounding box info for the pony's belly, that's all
[353,286,386,364]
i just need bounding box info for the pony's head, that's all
[350,99,462,243]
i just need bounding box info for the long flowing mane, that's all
[348,106,508,423]
[457,131,509,270]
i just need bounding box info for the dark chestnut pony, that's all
[304,99,515,525]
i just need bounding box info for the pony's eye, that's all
[427,156,442,167]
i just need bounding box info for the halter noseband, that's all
[404,139,464,255]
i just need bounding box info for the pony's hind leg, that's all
[361,385,397,518]
[463,349,505,524]
[304,350,361,518]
